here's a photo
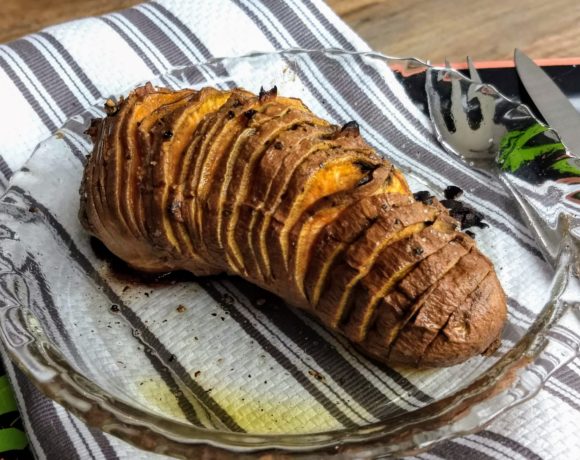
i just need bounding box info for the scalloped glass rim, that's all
[0,48,578,458]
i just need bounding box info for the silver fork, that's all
[427,57,579,273]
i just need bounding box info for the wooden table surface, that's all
[2,0,580,64]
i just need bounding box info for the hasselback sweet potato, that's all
[80,84,507,367]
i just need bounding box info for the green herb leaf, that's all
[0,428,28,452]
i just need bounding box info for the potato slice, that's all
[287,165,392,302]
[362,234,474,359]
[213,100,308,270]
[80,117,116,245]
[420,272,506,367]
[95,86,193,270]
[244,124,338,280]
[198,94,305,267]
[316,201,440,328]
[303,192,413,307]
[161,89,231,272]
[255,127,375,277]
[387,248,493,366]
[133,90,195,238]
[179,90,254,263]
[342,215,458,343]
[223,108,326,275]
[129,89,192,240]
[265,151,378,284]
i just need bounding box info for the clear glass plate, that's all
[0,49,578,458]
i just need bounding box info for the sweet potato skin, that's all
[80,85,507,368]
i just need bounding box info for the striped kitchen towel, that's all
[0,1,578,459]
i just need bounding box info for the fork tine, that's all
[467,56,482,83]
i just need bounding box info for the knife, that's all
[514,48,580,154]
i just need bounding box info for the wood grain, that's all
[326,0,580,63]
[2,0,580,64]
[1,0,139,42]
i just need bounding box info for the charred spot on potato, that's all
[340,120,360,137]
[441,199,488,229]
[244,109,257,120]
[413,190,433,205]
[463,212,486,229]
[104,98,119,116]
[444,185,463,200]
[440,198,461,213]
[85,118,101,138]
[354,160,379,173]
[258,85,278,102]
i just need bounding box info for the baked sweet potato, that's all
[80,84,507,367]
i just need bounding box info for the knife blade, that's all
[514,48,580,154]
